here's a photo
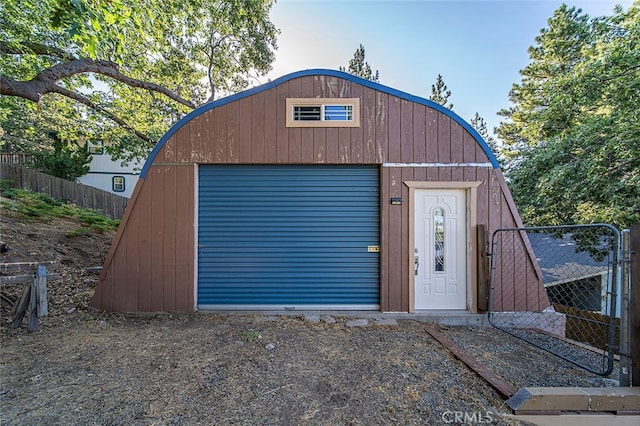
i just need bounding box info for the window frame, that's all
[286,98,360,128]
[87,140,104,155]
[112,175,125,192]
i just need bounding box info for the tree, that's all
[30,132,92,180]
[497,3,640,229]
[470,112,502,164]
[339,44,380,82]
[0,0,278,162]
[429,74,453,110]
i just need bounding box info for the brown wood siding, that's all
[91,164,194,312]
[91,74,545,313]
[378,165,544,312]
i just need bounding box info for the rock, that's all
[374,318,398,326]
[67,307,76,314]
[83,278,95,285]
[320,315,336,324]
[304,314,320,323]
[346,319,368,327]
[265,343,275,351]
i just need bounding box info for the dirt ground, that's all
[0,205,617,425]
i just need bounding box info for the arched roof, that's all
[140,69,499,178]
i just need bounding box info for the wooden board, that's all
[425,324,517,399]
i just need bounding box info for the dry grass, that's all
[1,313,526,425]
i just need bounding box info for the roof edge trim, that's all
[141,69,499,178]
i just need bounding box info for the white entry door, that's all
[414,189,467,310]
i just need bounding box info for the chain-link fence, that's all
[488,224,620,376]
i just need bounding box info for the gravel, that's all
[439,326,620,388]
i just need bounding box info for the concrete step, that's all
[507,387,640,415]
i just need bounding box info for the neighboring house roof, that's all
[528,232,612,286]
[140,69,500,179]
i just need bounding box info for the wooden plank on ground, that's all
[0,273,60,286]
[0,261,57,273]
[11,284,30,328]
[424,324,517,399]
[28,279,38,331]
[0,275,35,286]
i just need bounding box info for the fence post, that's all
[37,265,48,317]
[631,224,640,386]
[620,229,631,386]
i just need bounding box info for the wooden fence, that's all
[0,153,32,165]
[1,262,58,331]
[0,163,128,219]
[554,304,620,351]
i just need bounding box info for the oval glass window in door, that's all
[434,208,445,272]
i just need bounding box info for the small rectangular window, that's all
[87,140,104,155]
[293,106,322,121]
[324,105,353,121]
[112,176,125,192]
[286,98,360,127]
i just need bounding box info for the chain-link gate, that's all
[487,224,620,376]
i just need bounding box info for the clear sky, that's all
[262,0,631,136]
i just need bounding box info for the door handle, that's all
[414,248,419,276]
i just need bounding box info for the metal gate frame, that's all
[487,224,621,376]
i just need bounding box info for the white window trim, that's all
[286,98,360,128]
[112,175,125,192]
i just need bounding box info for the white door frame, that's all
[405,181,481,313]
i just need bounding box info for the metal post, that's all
[606,229,620,376]
[620,229,631,386]
[631,224,640,386]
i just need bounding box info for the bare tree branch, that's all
[50,85,156,145]
[1,52,199,143]
[0,40,77,62]
[31,59,197,108]
[1,47,197,107]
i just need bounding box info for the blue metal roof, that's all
[140,69,500,178]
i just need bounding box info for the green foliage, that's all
[29,132,91,180]
[498,2,640,229]
[245,330,261,341]
[0,187,119,232]
[339,44,380,82]
[1,0,279,162]
[66,226,92,237]
[429,74,453,110]
[0,179,12,192]
[470,112,503,165]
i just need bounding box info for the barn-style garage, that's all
[91,69,550,313]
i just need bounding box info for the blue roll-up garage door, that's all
[198,165,380,309]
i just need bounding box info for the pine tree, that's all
[496,3,640,228]
[470,112,501,164]
[340,44,380,82]
[429,74,453,110]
